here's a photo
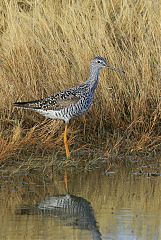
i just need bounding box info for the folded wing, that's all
[14,92,80,111]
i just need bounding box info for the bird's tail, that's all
[14,100,39,109]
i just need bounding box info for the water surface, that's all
[0,168,161,240]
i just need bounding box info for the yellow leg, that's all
[64,123,70,159]
[63,123,70,192]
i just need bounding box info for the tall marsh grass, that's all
[0,0,160,162]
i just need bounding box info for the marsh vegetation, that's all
[0,0,160,166]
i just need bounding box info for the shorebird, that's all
[14,56,119,159]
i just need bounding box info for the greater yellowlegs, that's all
[14,56,119,158]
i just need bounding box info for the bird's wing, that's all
[41,95,80,110]
[14,91,81,111]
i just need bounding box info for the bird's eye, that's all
[97,60,101,63]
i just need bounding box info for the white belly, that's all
[35,109,67,121]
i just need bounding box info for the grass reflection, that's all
[0,168,161,239]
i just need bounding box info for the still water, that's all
[0,167,161,240]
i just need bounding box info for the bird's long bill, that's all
[107,64,125,75]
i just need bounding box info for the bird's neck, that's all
[88,67,100,91]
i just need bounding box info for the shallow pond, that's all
[0,167,161,240]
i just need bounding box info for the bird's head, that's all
[91,56,107,70]
[91,56,125,75]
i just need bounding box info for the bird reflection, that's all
[16,194,102,240]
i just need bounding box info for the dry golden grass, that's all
[0,0,160,162]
